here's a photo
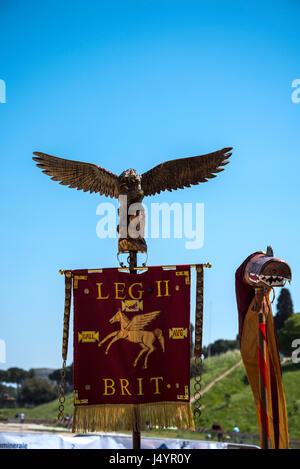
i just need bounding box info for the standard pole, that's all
[128,250,141,450]
[256,288,269,449]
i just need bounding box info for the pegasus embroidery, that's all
[98,309,165,369]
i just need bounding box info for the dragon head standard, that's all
[243,246,291,289]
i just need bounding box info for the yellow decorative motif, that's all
[121,299,143,312]
[169,328,188,339]
[73,390,88,405]
[177,385,189,400]
[78,331,100,343]
[73,275,88,289]
[175,271,190,285]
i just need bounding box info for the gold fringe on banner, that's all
[72,402,195,433]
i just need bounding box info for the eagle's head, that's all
[119,168,142,190]
[119,168,140,183]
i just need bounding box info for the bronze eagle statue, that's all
[33,147,232,253]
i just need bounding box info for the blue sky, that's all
[0,0,299,370]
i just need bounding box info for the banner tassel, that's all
[72,402,195,433]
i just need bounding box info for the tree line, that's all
[0,365,73,408]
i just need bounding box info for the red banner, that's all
[72,265,194,432]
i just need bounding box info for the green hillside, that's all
[192,351,300,440]
[1,350,299,444]
[191,349,242,391]
[0,393,74,421]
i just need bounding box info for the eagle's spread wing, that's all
[127,311,161,331]
[141,147,232,196]
[32,152,119,198]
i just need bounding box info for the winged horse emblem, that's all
[98,309,165,369]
